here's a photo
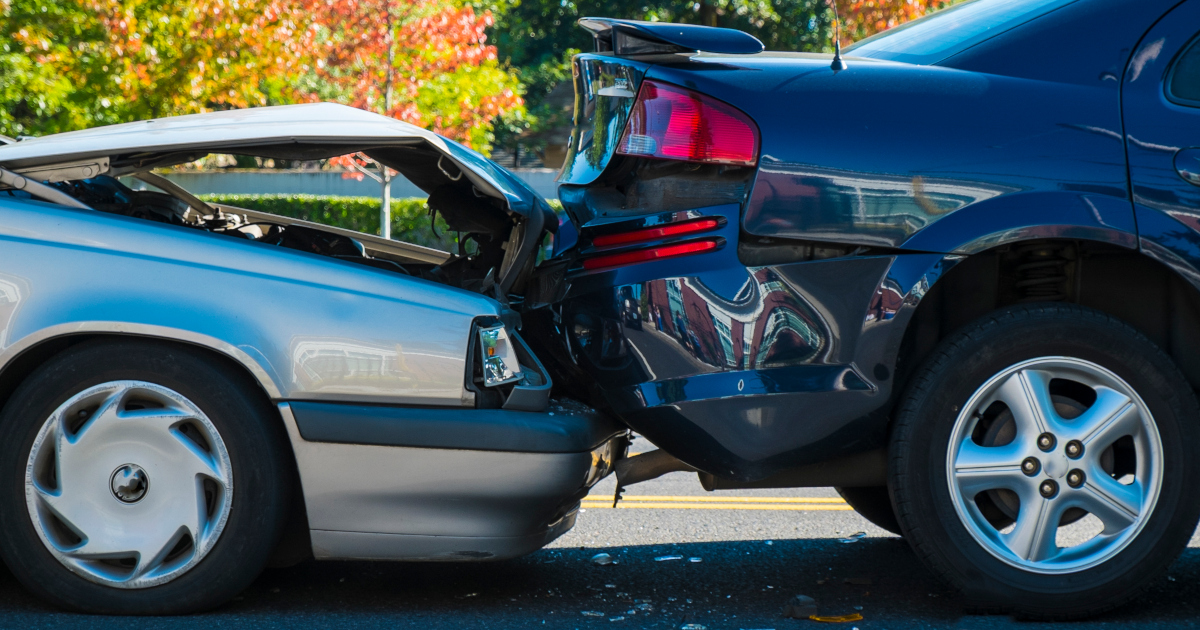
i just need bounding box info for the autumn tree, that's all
[291,0,521,152]
[0,0,299,137]
[288,0,523,237]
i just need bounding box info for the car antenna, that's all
[829,0,848,72]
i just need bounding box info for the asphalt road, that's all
[1,437,1199,628]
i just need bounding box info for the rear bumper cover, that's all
[279,401,626,561]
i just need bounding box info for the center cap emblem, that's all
[110,464,149,503]
[1042,453,1069,479]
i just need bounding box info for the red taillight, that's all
[592,217,722,248]
[616,80,759,166]
[582,239,720,271]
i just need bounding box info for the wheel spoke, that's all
[1002,490,1062,563]
[953,438,1028,497]
[1073,387,1139,450]
[67,513,185,565]
[993,369,1056,438]
[65,385,125,443]
[1079,468,1142,533]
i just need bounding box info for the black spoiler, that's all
[578,18,764,56]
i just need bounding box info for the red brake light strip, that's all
[582,239,719,271]
[592,217,721,248]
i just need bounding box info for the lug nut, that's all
[1067,469,1086,488]
[1037,433,1057,452]
[1065,440,1084,459]
[1021,457,1041,476]
[1039,479,1059,498]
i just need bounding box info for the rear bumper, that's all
[279,401,626,561]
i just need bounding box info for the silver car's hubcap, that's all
[25,381,233,588]
[947,357,1162,574]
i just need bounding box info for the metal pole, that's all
[381,169,392,240]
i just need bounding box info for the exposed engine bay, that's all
[43,174,526,298]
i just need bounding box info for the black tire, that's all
[0,338,291,614]
[889,304,1200,619]
[836,486,902,535]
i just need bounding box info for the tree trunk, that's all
[699,0,718,27]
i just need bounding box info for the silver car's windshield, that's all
[844,0,1078,65]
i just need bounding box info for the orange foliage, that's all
[836,0,948,44]
[288,0,523,150]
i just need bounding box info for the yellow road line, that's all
[579,502,853,511]
[592,495,846,504]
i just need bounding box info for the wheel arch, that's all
[0,328,312,566]
[0,323,283,412]
[892,238,1200,408]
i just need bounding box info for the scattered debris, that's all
[655,555,684,562]
[843,578,872,586]
[809,613,863,623]
[636,603,654,612]
[836,532,867,544]
[688,557,703,563]
[592,553,614,565]
[782,595,818,619]
[668,597,677,602]
[582,611,604,617]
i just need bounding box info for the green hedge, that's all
[198,194,456,250]
[199,194,563,253]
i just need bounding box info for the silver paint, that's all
[0,198,502,406]
[278,404,602,559]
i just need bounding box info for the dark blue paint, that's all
[1124,0,1200,289]
[538,0,1197,480]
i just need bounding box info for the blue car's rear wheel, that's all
[0,339,291,614]
[889,304,1200,619]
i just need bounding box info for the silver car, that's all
[0,103,624,614]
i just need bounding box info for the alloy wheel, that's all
[946,357,1163,574]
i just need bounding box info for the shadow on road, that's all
[0,537,1197,628]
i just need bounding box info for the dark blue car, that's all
[527,0,1200,617]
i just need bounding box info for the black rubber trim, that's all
[290,401,624,453]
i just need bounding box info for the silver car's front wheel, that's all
[25,381,234,588]
[0,340,290,614]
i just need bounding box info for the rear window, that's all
[844,0,1078,65]
[1169,35,1200,106]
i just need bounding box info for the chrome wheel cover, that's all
[947,357,1163,574]
[25,381,233,588]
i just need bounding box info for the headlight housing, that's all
[478,323,522,387]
